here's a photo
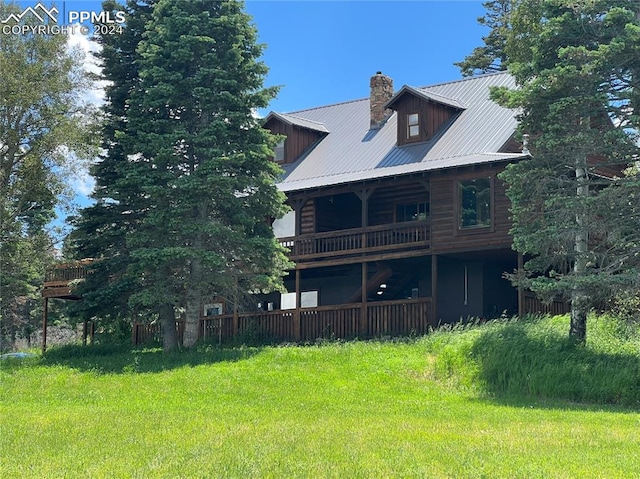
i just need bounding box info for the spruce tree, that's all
[490,0,640,342]
[69,0,290,350]
[455,0,512,76]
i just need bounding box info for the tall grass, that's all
[424,314,640,406]
[1,314,638,478]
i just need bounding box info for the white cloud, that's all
[67,25,107,106]
[65,28,105,200]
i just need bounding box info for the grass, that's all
[1,314,639,478]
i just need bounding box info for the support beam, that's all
[290,198,307,236]
[431,255,438,327]
[360,262,368,336]
[294,269,301,341]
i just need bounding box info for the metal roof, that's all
[264,111,330,133]
[273,72,522,193]
[385,85,467,110]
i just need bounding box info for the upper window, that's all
[458,178,491,229]
[407,113,420,139]
[274,139,285,163]
[396,202,429,222]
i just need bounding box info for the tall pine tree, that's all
[69,0,290,350]
[489,0,640,342]
[455,0,512,76]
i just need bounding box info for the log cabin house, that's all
[43,72,568,347]
[256,71,529,339]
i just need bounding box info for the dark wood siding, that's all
[300,199,315,234]
[264,120,322,164]
[395,95,457,146]
[430,164,512,253]
[368,182,429,225]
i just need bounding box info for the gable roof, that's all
[272,72,525,193]
[385,85,467,111]
[263,111,330,134]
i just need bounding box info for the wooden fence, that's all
[133,297,433,346]
[522,292,571,315]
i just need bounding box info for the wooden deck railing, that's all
[134,297,434,345]
[279,221,430,260]
[44,261,92,285]
[523,292,570,315]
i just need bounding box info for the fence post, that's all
[294,269,301,341]
[359,262,368,337]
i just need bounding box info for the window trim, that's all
[454,176,495,235]
[274,139,286,163]
[406,112,420,140]
[395,200,430,223]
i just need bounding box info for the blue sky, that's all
[43,0,489,116]
[32,0,489,236]
[245,0,488,114]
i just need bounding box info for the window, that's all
[396,202,429,222]
[274,139,285,162]
[458,178,491,229]
[407,113,420,139]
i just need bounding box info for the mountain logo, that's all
[1,3,59,24]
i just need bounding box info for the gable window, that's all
[274,139,285,163]
[396,202,429,222]
[458,178,491,229]
[407,113,420,139]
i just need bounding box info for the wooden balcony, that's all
[42,261,92,299]
[133,297,433,345]
[279,221,431,262]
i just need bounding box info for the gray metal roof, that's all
[264,112,330,133]
[274,72,523,193]
[385,85,467,110]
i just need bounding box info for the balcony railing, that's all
[133,297,433,345]
[279,221,430,260]
[44,261,92,285]
[42,261,92,298]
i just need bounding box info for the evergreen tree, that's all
[0,1,97,349]
[69,0,290,350]
[455,0,512,76]
[491,0,640,342]
[67,0,160,344]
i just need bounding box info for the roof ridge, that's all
[288,97,367,115]
[288,72,511,115]
[278,112,327,126]
[418,71,510,90]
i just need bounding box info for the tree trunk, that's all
[160,302,178,352]
[183,287,201,347]
[571,158,589,344]
[183,254,203,348]
[570,289,587,343]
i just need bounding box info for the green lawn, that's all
[1,315,639,478]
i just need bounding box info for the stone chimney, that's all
[370,71,394,128]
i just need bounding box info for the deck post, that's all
[294,269,301,341]
[360,261,368,336]
[431,255,438,327]
[517,252,524,316]
[41,297,48,354]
